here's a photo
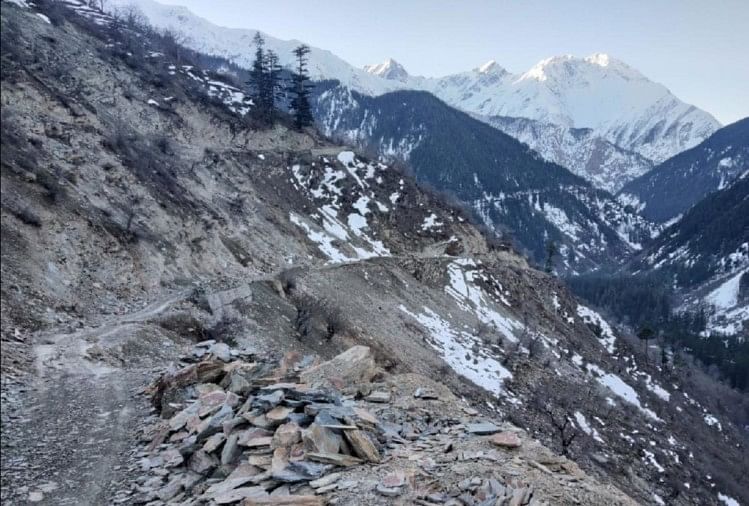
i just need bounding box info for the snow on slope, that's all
[703,268,749,336]
[484,116,654,192]
[111,0,719,166]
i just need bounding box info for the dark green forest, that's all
[568,272,749,391]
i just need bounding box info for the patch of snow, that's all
[147,98,159,106]
[421,213,443,231]
[399,305,512,395]
[574,411,604,443]
[289,212,351,264]
[704,414,722,431]
[444,258,521,342]
[577,305,616,354]
[36,12,51,23]
[642,449,665,473]
[707,269,745,310]
[587,364,660,421]
[718,493,740,506]
[353,195,370,216]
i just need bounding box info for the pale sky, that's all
[159,0,749,124]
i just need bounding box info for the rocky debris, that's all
[446,477,537,506]
[135,347,391,504]
[111,345,639,505]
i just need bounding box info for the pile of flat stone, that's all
[441,476,536,506]
[134,345,385,505]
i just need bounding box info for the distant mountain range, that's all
[110,0,721,192]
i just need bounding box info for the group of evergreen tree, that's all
[568,272,749,391]
[247,34,313,129]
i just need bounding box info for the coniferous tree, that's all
[264,49,283,118]
[289,44,313,130]
[637,325,656,361]
[544,240,557,274]
[249,33,270,122]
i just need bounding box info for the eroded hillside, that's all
[0,3,746,506]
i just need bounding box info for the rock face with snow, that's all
[619,117,749,223]
[483,116,654,193]
[110,0,720,190]
[363,58,409,82]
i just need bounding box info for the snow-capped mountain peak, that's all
[363,58,409,81]
[586,52,611,67]
[476,59,503,74]
[113,0,721,167]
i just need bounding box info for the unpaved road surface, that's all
[1,291,191,505]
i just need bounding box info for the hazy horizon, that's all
[155,0,748,124]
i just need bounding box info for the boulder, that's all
[489,432,521,449]
[302,423,342,454]
[272,422,302,448]
[221,433,242,465]
[299,346,377,387]
[343,429,381,463]
[188,450,218,475]
[365,391,391,403]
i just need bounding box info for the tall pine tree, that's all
[289,44,313,130]
[264,49,283,117]
[249,33,271,122]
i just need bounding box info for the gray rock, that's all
[220,433,242,465]
[376,484,402,497]
[213,486,268,504]
[365,391,391,403]
[466,422,500,435]
[302,423,342,454]
[414,388,439,400]
[196,404,234,442]
[156,478,183,501]
[309,472,342,489]
[188,450,218,475]
[209,343,232,362]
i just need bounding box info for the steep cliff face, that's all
[0,3,746,506]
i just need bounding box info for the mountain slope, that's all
[1,3,747,506]
[109,0,720,169]
[619,118,749,223]
[631,175,749,336]
[483,115,654,192]
[313,83,655,272]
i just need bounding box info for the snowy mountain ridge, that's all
[109,0,721,169]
